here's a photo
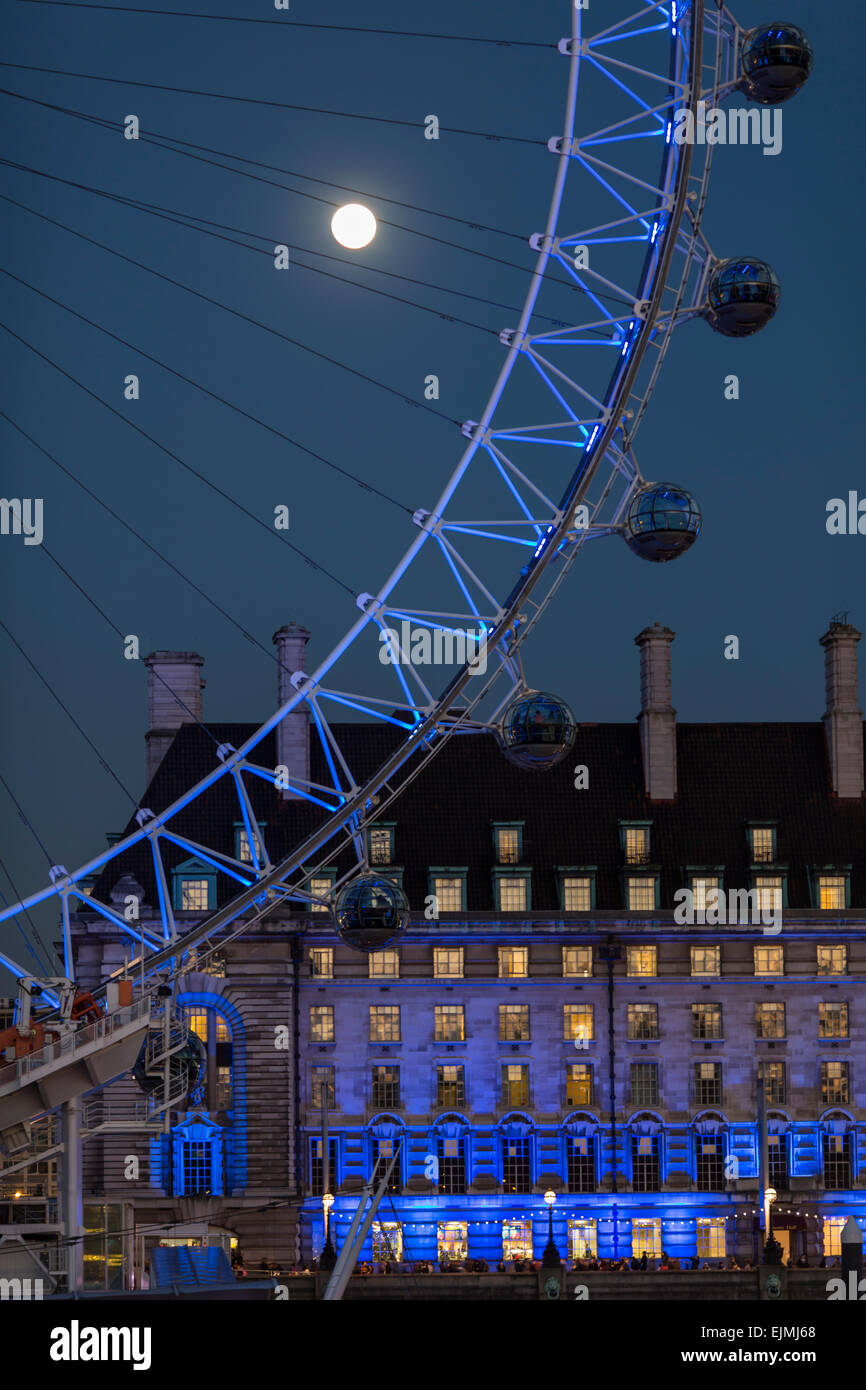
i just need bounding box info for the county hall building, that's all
[61,618,865,1287]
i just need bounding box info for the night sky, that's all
[0,0,863,974]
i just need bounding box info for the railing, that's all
[1,997,151,1089]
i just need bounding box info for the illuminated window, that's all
[311,1067,335,1110]
[817,945,847,976]
[697,1218,726,1259]
[368,950,399,978]
[436,1065,465,1108]
[626,945,657,977]
[817,875,847,910]
[178,878,210,912]
[182,1007,232,1111]
[566,1136,595,1193]
[434,1005,464,1042]
[755,1002,786,1038]
[437,1222,467,1262]
[502,1220,533,1260]
[561,876,592,911]
[631,1064,658,1106]
[436,1135,466,1194]
[691,946,720,977]
[823,1217,845,1257]
[767,1132,788,1187]
[568,1218,597,1258]
[494,825,521,864]
[749,826,775,863]
[627,877,657,911]
[369,825,394,865]
[695,1134,724,1190]
[371,1222,402,1261]
[563,1003,593,1043]
[82,1204,124,1291]
[431,875,465,912]
[309,876,334,913]
[369,1006,400,1042]
[562,946,592,977]
[759,1061,786,1105]
[496,876,528,912]
[821,1061,849,1106]
[434,947,463,978]
[499,1004,530,1041]
[691,877,721,911]
[694,1062,722,1106]
[627,1003,659,1040]
[819,1002,849,1038]
[501,1135,531,1193]
[754,945,784,976]
[235,824,266,865]
[823,1133,852,1189]
[692,1003,722,1040]
[623,825,650,864]
[753,877,783,914]
[371,1065,400,1109]
[171,1115,224,1196]
[501,1063,529,1107]
[310,947,333,978]
[566,1063,592,1107]
[310,1006,334,1043]
[632,1219,661,1258]
[499,946,528,978]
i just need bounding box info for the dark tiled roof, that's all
[89,721,866,912]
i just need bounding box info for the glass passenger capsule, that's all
[740,24,813,105]
[623,483,701,563]
[333,875,409,952]
[497,690,577,770]
[705,258,780,338]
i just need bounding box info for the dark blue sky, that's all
[0,0,863,964]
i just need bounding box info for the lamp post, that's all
[320,1192,337,1271]
[542,1189,560,1268]
[762,1185,782,1264]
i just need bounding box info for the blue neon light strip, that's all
[159,831,253,887]
[316,692,416,730]
[310,701,350,796]
[441,526,536,547]
[374,620,423,727]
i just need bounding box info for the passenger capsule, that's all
[623,483,701,563]
[705,258,780,338]
[497,691,577,770]
[334,875,409,952]
[740,24,813,105]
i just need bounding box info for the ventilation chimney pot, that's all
[144,651,205,786]
[820,621,864,799]
[273,623,311,800]
[634,623,676,800]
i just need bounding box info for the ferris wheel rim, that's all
[0,0,711,985]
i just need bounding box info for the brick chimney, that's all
[820,620,864,799]
[144,651,205,785]
[635,623,677,801]
[273,623,311,799]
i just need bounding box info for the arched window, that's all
[694,1114,727,1191]
[822,1112,853,1189]
[564,1114,598,1194]
[368,1116,405,1194]
[630,1114,662,1192]
[767,1112,790,1188]
[432,1115,468,1194]
[499,1115,533,1193]
[184,1005,233,1112]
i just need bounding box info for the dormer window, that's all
[620,822,651,865]
[369,825,395,866]
[493,824,522,865]
[235,822,267,866]
[747,824,776,864]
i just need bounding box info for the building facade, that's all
[66,619,865,1283]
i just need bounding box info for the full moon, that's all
[330,203,377,250]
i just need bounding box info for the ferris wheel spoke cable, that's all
[0,192,462,430]
[0,313,386,597]
[0,156,591,331]
[0,407,291,673]
[0,853,52,972]
[0,263,413,515]
[8,0,556,49]
[0,89,529,246]
[0,62,544,146]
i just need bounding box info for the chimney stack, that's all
[635,623,677,801]
[144,651,205,785]
[273,623,311,799]
[820,620,864,799]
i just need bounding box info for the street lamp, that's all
[320,1192,337,1271]
[542,1189,561,1268]
[762,1186,782,1265]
